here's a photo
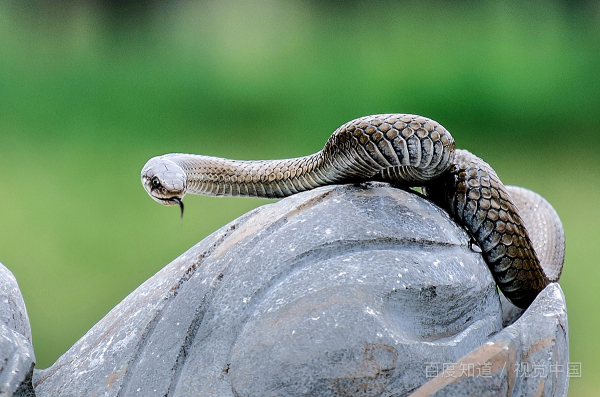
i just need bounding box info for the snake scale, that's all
[141,114,565,309]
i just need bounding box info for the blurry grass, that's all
[0,0,599,395]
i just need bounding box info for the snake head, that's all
[141,156,187,210]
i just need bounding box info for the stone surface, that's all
[409,283,569,397]
[0,263,36,397]
[1,182,568,397]
[33,183,502,396]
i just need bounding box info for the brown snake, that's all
[141,114,565,309]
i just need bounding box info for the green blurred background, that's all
[0,0,598,394]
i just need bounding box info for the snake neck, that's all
[163,114,457,198]
[162,152,349,198]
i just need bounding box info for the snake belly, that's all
[142,114,563,309]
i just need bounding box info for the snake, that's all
[141,114,565,309]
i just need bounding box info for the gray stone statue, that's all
[1,182,568,396]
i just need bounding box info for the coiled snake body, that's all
[141,114,565,309]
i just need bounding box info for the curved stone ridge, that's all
[409,283,569,397]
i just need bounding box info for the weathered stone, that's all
[409,283,568,397]
[0,263,36,397]
[0,181,565,397]
[33,183,503,396]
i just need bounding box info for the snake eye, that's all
[151,177,162,189]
